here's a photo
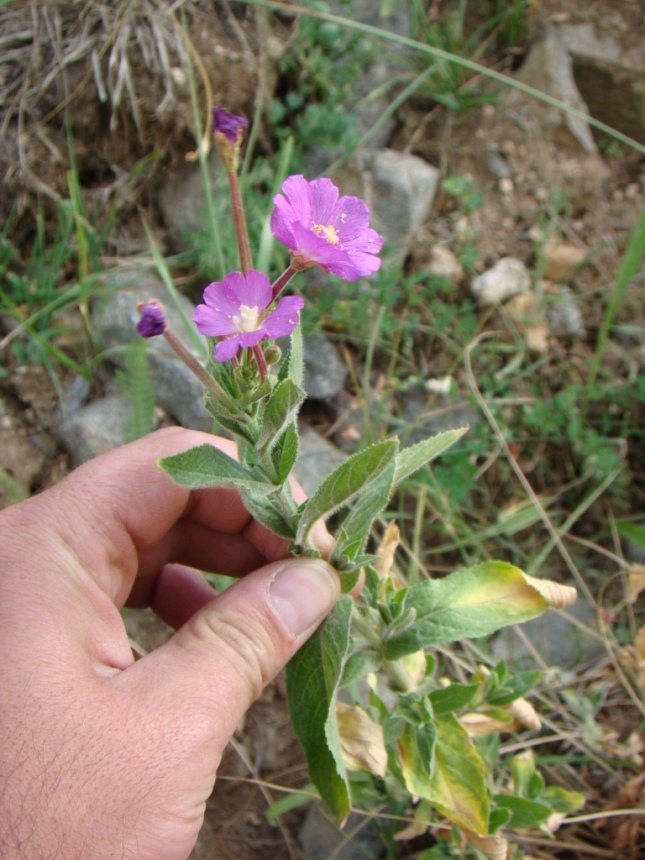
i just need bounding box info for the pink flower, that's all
[271,175,383,281]
[193,270,304,362]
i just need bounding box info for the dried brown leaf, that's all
[336,703,388,778]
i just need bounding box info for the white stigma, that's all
[235,304,260,332]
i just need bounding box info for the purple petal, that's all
[324,248,382,281]
[193,303,237,337]
[308,177,340,225]
[262,295,305,338]
[276,175,313,225]
[202,276,244,316]
[212,107,248,144]
[236,330,266,350]
[331,196,373,243]
[238,270,272,311]
[137,302,166,337]
[215,335,242,361]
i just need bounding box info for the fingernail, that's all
[269,559,339,636]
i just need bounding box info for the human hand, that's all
[0,427,339,860]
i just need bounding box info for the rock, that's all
[58,394,133,465]
[547,286,586,338]
[300,801,384,860]
[398,385,480,445]
[514,25,597,154]
[505,292,549,354]
[543,240,586,281]
[492,595,603,668]
[471,257,530,305]
[92,271,211,431]
[423,246,465,284]
[333,149,441,255]
[58,374,92,419]
[303,333,347,400]
[292,424,348,497]
[158,155,219,247]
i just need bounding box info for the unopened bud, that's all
[213,106,248,172]
[137,300,166,337]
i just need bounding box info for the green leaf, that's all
[257,378,305,453]
[159,444,272,495]
[398,713,489,835]
[393,427,469,485]
[340,650,382,687]
[240,491,297,540]
[402,561,552,647]
[486,670,542,706]
[493,794,551,830]
[330,457,396,570]
[616,519,645,552]
[541,786,585,814]
[383,629,422,661]
[272,422,300,485]
[297,439,399,547]
[265,790,313,825]
[428,684,479,716]
[287,596,353,824]
[288,322,304,388]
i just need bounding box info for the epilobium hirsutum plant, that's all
[138,107,582,858]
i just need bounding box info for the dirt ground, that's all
[1,1,644,858]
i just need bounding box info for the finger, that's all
[32,427,280,604]
[116,557,340,758]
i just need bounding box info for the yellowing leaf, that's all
[461,711,514,736]
[522,575,577,609]
[398,714,489,836]
[374,521,401,581]
[461,826,509,860]
[336,702,388,778]
[509,698,541,732]
[627,564,645,603]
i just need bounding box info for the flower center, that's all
[312,223,340,245]
[234,304,260,332]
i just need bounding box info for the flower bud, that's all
[136,300,166,337]
[263,344,282,365]
[212,106,248,173]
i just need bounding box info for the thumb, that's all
[123,557,340,754]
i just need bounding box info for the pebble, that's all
[543,240,586,281]
[471,257,531,305]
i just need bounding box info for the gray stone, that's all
[92,271,211,431]
[398,386,479,445]
[158,154,219,247]
[303,333,347,400]
[300,801,384,860]
[547,288,586,338]
[471,257,530,305]
[513,25,597,154]
[334,149,441,254]
[492,597,603,668]
[292,424,348,498]
[58,374,92,420]
[58,394,132,465]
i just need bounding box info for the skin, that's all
[0,427,340,860]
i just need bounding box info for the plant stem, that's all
[271,265,298,301]
[251,344,268,381]
[227,169,253,273]
[163,329,238,412]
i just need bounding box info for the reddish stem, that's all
[251,344,268,381]
[271,265,298,301]
[227,170,253,274]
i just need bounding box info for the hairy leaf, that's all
[296,439,399,547]
[286,596,353,824]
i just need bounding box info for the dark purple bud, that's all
[212,106,248,145]
[137,301,166,338]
